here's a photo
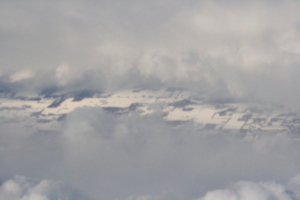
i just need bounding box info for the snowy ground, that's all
[0,88,299,133]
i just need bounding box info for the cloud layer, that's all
[1,107,300,199]
[1,1,300,199]
[1,0,300,106]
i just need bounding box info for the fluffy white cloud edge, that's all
[0,175,71,200]
[198,178,300,200]
[1,174,300,200]
[124,174,300,200]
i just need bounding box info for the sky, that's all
[1,0,300,200]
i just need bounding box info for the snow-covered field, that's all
[0,88,299,133]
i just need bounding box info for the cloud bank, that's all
[1,107,300,199]
[1,0,300,106]
[1,0,300,199]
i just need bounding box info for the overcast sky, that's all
[1,1,300,200]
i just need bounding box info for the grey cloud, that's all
[1,1,300,106]
[0,175,84,200]
[198,177,300,200]
[288,174,300,198]
[1,107,300,199]
[1,1,300,199]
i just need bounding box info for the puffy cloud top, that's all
[0,176,77,200]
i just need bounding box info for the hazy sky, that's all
[1,1,300,200]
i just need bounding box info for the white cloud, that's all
[198,173,300,200]
[9,71,35,83]
[55,63,69,83]
[198,181,293,200]
[0,175,72,200]
[1,0,300,106]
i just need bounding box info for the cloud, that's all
[1,1,300,200]
[288,174,300,198]
[9,71,35,83]
[59,107,300,199]
[126,176,300,200]
[55,63,70,86]
[198,176,300,200]
[1,0,300,106]
[0,175,83,200]
[2,107,300,199]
